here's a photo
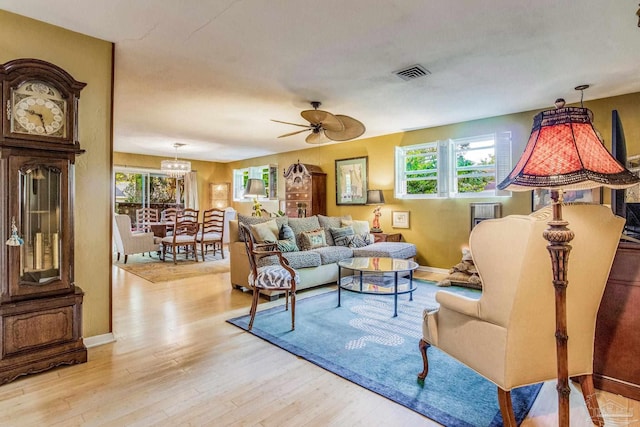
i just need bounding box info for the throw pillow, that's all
[279,224,296,240]
[277,238,299,252]
[276,224,299,252]
[250,219,279,243]
[288,216,321,249]
[341,219,370,236]
[347,233,369,248]
[318,214,352,245]
[237,214,288,242]
[300,228,327,250]
[330,226,355,247]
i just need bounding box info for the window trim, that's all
[232,164,278,202]
[395,132,511,199]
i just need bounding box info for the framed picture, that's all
[335,156,368,205]
[532,188,602,211]
[392,211,410,228]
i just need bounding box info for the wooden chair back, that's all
[197,208,226,261]
[136,207,158,232]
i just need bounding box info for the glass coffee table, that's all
[337,257,419,317]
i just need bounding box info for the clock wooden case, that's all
[283,162,326,217]
[0,58,87,384]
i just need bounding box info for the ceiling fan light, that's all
[305,129,329,144]
[301,109,344,132]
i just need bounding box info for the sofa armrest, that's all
[436,291,480,319]
[229,220,240,243]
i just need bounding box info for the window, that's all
[232,164,278,201]
[395,132,511,198]
[113,167,184,223]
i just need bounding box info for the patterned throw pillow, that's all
[279,224,296,240]
[250,219,279,243]
[277,239,299,252]
[300,228,327,250]
[276,224,299,252]
[347,233,369,248]
[330,226,355,247]
[318,215,351,245]
[288,216,321,249]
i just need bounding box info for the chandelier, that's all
[161,143,191,178]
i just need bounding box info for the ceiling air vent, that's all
[394,64,431,81]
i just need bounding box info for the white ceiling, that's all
[2,1,639,163]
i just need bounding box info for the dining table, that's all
[147,221,174,238]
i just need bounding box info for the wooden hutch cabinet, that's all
[593,242,640,400]
[283,162,326,218]
[0,59,87,384]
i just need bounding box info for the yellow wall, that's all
[0,10,113,337]
[228,92,640,268]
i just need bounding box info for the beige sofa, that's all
[229,214,417,299]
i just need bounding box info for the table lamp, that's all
[366,189,385,232]
[244,178,266,217]
[497,98,639,426]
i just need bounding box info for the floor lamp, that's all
[497,99,639,426]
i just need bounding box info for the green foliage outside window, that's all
[456,154,495,193]
[403,143,495,195]
[405,147,437,195]
[115,172,182,204]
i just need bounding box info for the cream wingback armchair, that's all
[419,204,624,426]
[113,214,160,263]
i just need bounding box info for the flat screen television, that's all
[611,110,640,239]
[611,110,626,218]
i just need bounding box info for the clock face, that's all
[11,81,67,138]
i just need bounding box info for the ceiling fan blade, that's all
[301,109,344,132]
[305,130,330,144]
[271,119,312,128]
[324,115,366,141]
[278,129,310,138]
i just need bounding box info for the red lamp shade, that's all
[498,106,639,191]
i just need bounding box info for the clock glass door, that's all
[19,163,62,286]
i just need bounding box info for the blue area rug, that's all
[227,281,542,426]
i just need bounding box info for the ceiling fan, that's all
[272,101,365,144]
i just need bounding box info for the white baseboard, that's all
[417,265,448,275]
[84,332,116,348]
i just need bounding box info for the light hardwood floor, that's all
[0,265,637,426]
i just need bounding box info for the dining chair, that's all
[197,208,225,261]
[239,223,298,331]
[135,207,159,232]
[161,208,200,264]
[160,207,180,235]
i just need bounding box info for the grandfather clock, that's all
[0,58,87,384]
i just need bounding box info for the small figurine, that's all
[371,206,382,232]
